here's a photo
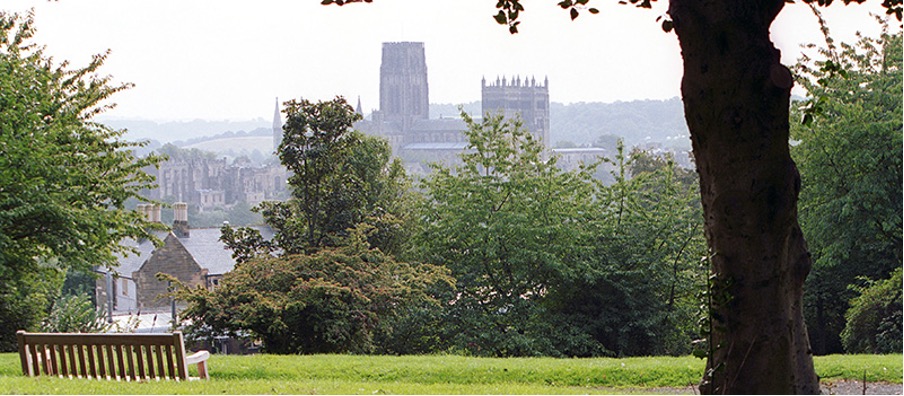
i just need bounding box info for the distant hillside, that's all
[99,117,270,143]
[183,136,274,156]
[429,102,482,119]
[549,98,689,148]
[110,98,689,156]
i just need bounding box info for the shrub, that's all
[42,294,111,333]
[841,267,903,354]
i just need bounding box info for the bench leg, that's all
[196,360,209,380]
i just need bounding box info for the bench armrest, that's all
[185,350,210,380]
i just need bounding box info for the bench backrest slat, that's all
[56,345,69,377]
[96,345,106,378]
[127,345,137,381]
[86,344,98,378]
[164,344,176,380]
[16,331,192,381]
[104,344,115,379]
[76,344,87,378]
[115,344,126,380]
[135,345,146,379]
[155,344,165,378]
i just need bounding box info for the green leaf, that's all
[507,21,520,34]
[661,19,674,33]
[494,10,508,25]
[801,113,814,126]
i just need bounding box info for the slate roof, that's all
[552,148,607,154]
[403,142,470,150]
[410,118,467,132]
[112,231,169,278]
[112,226,273,278]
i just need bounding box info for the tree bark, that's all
[669,0,819,393]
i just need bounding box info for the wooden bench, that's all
[16,330,210,381]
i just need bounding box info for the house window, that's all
[121,279,129,296]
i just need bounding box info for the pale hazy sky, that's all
[2,0,891,122]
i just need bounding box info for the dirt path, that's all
[820,380,903,395]
[605,381,902,395]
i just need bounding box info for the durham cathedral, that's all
[273,42,604,176]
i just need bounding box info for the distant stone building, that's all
[147,155,288,211]
[482,75,550,147]
[380,42,430,124]
[354,41,564,174]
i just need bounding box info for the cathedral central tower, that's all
[380,42,429,123]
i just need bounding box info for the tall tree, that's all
[223,97,413,258]
[550,146,707,357]
[791,22,902,354]
[197,97,433,354]
[414,112,601,356]
[324,0,904,393]
[0,12,161,350]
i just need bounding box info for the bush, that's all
[841,267,903,354]
[174,231,452,354]
[42,294,110,333]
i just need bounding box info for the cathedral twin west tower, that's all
[350,42,550,173]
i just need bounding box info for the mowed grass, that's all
[0,353,899,394]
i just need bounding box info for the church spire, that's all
[273,97,283,151]
[356,96,363,116]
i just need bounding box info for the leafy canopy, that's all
[224,97,412,258]
[182,96,438,354]
[791,20,902,354]
[0,11,161,350]
[413,112,706,357]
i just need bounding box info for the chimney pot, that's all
[151,204,161,223]
[173,202,190,238]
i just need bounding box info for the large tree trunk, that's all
[669,0,819,393]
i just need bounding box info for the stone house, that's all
[96,203,271,315]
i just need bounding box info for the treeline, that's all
[791,28,902,355]
[172,97,708,357]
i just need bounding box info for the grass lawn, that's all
[0,353,899,394]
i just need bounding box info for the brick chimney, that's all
[173,202,190,238]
